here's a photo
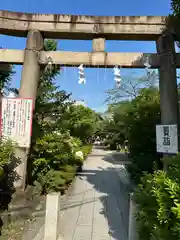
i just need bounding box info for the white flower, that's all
[75,151,84,159]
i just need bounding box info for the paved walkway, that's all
[58,147,130,240]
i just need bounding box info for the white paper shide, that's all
[1,98,33,148]
[156,124,178,154]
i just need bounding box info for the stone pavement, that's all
[58,147,130,240]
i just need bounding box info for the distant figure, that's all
[124,145,128,152]
[117,144,121,151]
[124,140,128,153]
[95,136,101,146]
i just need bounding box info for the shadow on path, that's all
[78,150,131,240]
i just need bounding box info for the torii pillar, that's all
[14,30,44,190]
[156,33,179,168]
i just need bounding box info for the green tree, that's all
[99,102,130,149]
[28,39,95,191]
[28,39,71,184]
[123,87,162,183]
[166,0,180,45]
[0,63,15,233]
[61,105,98,143]
[171,0,180,17]
[31,39,71,144]
[103,85,163,183]
[0,63,14,93]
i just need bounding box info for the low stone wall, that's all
[0,186,46,239]
[128,194,139,240]
[110,152,138,240]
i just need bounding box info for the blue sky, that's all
[0,0,172,112]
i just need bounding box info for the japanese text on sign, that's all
[1,98,33,148]
[156,124,178,154]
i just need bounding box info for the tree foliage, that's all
[28,39,95,192]
[165,0,180,45]
[0,140,15,211]
[0,63,14,93]
[171,0,180,16]
[101,85,163,183]
[61,105,99,143]
[31,39,71,144]
[125,87,163,183]
[135,154,180,240]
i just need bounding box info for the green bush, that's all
[0,140,15,213]
[0,139,15,181]
[40,170,66,194]
[59,165,76,184]
[35,165,77,194]
[134,154,180,240]
[32,131,92,193]
[125,88,162,184]
[73,145,92,170]
[32,132,80,175]
[0,139,15,168]
[31,132,81,192]
[73,145,92,172]
[79,145,92,159]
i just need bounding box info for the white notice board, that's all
[1,98,33,148]
[156,124,178,154]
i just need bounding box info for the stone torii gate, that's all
[0,10,179,189]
